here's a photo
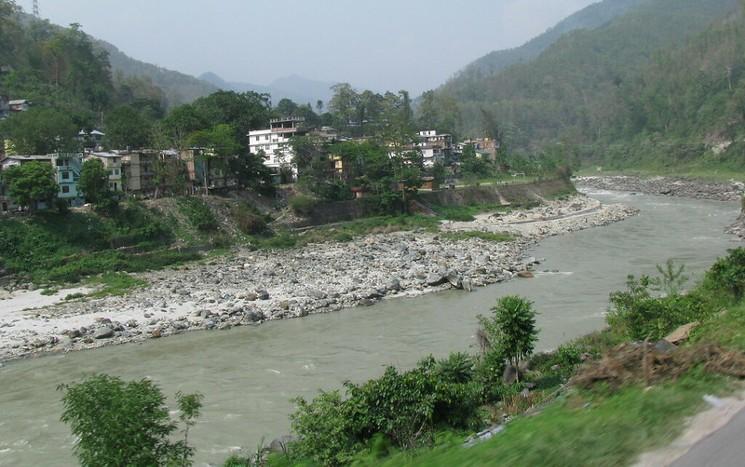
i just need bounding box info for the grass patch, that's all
[431,203,512,222]
[441,231,514,243]
[86,272,148,298]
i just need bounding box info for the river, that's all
[0,190,740,466]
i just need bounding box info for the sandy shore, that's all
[0,195,637,362]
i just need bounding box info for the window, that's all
[61,171,70,180]
[62,185,70,194]
[56,159,64,167]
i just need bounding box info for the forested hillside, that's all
[98,40,217,108]
[423,0,743,171]
[444,0,647,96]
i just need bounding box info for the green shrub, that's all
[607,275,714,340]
[290,354,483,465]
[474,346,508,402]
[231,203,268,235]
[289,195,318,217]
[478,296,539,373]
[704,248,745,299]
[291,390,359,466]
[178,197,219,232]
[59,374,202,467]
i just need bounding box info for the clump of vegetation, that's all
[607,274,715,341]
[231,202,269,235]
[478,296,539,378]
[441,231,513,243]
[0,201,197,284]
[87,272,148,298]
[178,197,219,232]
[289,354,483,466]
[59,374,203,467]
[288,195,318,217]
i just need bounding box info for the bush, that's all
[478,296,539,373]
[607,275,715,341]
[705,248,745,299]
[232,203,268,235]
[290,354,483,465]
[474,346,508,402]
[289,195,318,217]
[59,374,202,467]
[178,197,219,232]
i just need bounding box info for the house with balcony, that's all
[248,117,307,180]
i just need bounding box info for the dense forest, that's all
[423,0,745,171]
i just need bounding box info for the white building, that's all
[417,130,452,167]
[248,117,306,174]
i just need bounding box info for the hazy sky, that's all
[17,0,596,94]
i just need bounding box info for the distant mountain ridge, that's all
[441,0,649,97]
[199,72,338,106]
[95,40,218,108]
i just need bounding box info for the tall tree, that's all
[1,161,59,211]
[0,107,78,154]
[104,105,152,149]
[78,158,111,205]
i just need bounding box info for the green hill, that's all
[444,0,648,97]
[97,40,217,109]
[426,0,742,168]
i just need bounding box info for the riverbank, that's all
[575,175,744,201]
[0,195,636,362]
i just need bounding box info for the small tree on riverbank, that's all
[478,295,538,380]
[59,374,203,467]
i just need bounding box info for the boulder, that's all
[269,435,296,453]
[447,271,463,289]
[426,272,448,287]
[307,289,326,300]
[462,278,474,292]
[94,327,115,339]
[256,289,270,300]
[664,322,699,345]
[517,271,534,279]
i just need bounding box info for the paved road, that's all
[672,407,745,467]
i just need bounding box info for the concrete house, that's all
[248,117,307,179]
[417,130,453,167]
[86,152,123,192]
[0,153,84,209]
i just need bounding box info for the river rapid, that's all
[0,189,740,466]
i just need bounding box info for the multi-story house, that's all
[0,153,84,209]
[248,117,307,178]
[417,130,453,167]
[86,152,124,192]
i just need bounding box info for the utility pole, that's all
[33,0,40,17]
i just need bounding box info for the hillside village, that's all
[0,97,504,214]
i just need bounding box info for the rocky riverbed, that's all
[575,176,744,202]
[0,195,637,362]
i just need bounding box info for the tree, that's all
[104,105,152,149]
[0,107,78,154]
[1,161,59,211]
[59,374,203,467]
[78,159,111,205]
[478,296,538,379]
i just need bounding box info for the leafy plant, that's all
[651,259,689,296]
[58,374,203,467]
[178,197,219,232]
[478,296,539,379]
[705,248,745,300]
